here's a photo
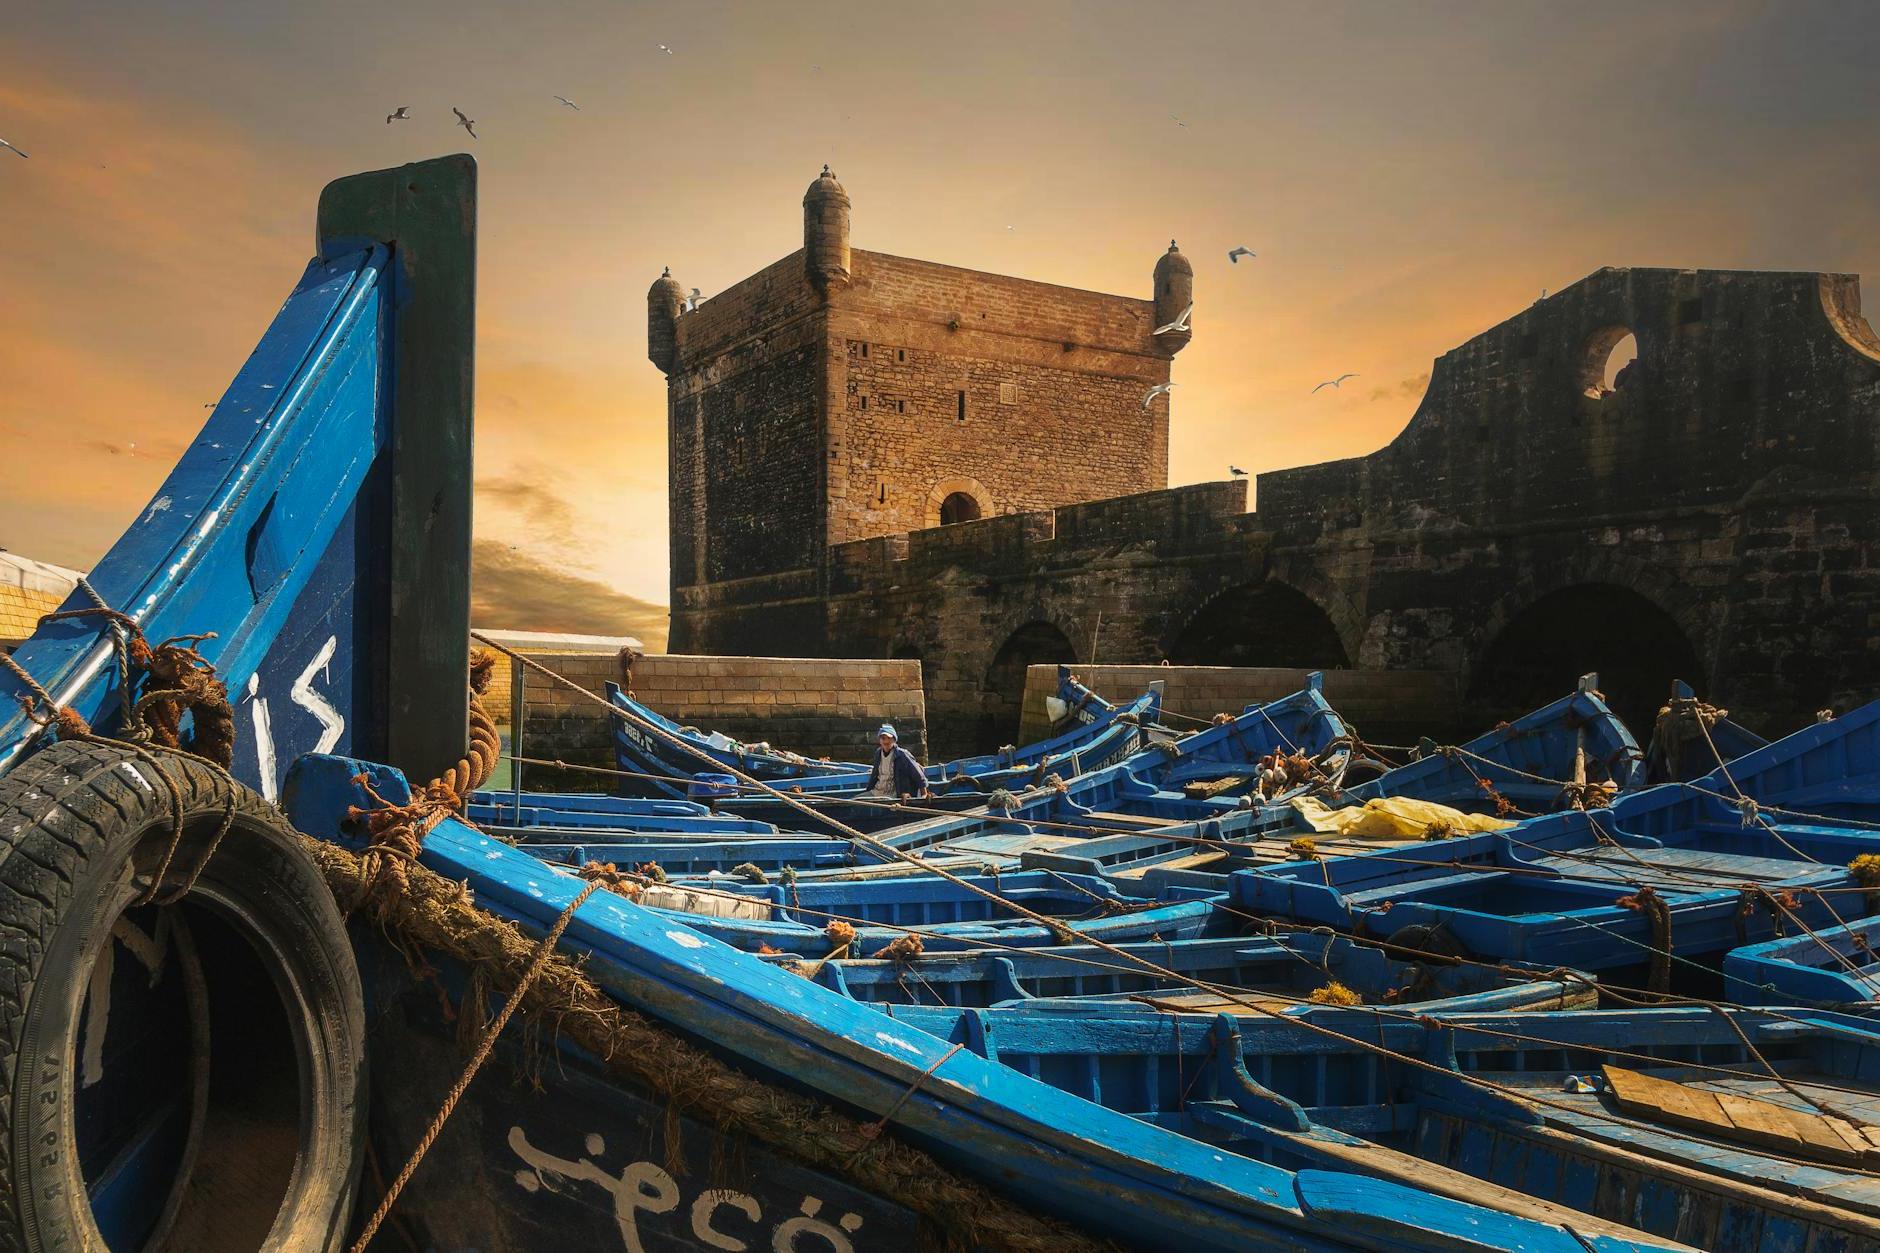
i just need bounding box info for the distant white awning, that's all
[473,627,645,653]
[0,551,85,599]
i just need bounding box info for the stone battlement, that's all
[668,259,1880,756]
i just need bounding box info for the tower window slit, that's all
[956,391,967,423]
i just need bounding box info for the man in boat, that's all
[866,724,929,801]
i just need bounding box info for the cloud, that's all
[475,472,579,550]
[1368,372,1431,403]
[470,540,668,649]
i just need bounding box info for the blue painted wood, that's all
[1341,680,1646,813]
[284,751,1709,1250]
[1724,914,1880,1008]
[0,244,392,794]
[610,669,1164,802]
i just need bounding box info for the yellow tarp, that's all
[1289,795,1516,840]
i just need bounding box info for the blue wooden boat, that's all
[1613,696,1880,834]
[1723,914,1880,1009]
[1337,673,1645,813]
[0,157,1710,1250]
[861,999,1880,1253]
[285,754,1685,1251]
[607,666,1163,800]
[771,931,1597,1016]
[1643,681,1772,783]
[1228,799,1872,975]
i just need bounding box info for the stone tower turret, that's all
[803,165,851,293]
[1152,240,1193,355]
[647,266,684,374]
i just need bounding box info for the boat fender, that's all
[1380,922,1472,966]
[0,740,365,1252]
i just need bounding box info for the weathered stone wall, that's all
[660,192,1182,656]
[1016,664,1461,748]
[667,265,1880,757]
[825,251,1170,542]
[666,251,825,589]
[501,652,926,792]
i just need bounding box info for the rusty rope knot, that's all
[878,933,925,964]
[1617,885,1674,995]
[346,774,459,910]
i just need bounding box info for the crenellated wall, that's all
[667,266,1880,757]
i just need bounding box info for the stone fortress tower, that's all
[650,167,1192,656]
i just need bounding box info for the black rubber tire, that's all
[0,739,365,1252]
[1380,922,1473,966]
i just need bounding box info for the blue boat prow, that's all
[0,156,478,795]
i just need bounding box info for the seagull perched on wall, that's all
[1142,383,1177,409]
[0,137,27,158]
[1153,303,1193,336]
[1227,246,1255,264]
[452,107,477,139]
[1230,466,1248,478]
[1312,373,1358,393]
[385,106,410,124]
[553,95,580,110]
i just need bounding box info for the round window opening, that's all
[1580,327,1638,399]
[939,492,983,525]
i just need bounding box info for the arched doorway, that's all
[939,492,982,525]
[1470,584,1700,738]
[1165,582,1350,668]
[978,621,1076,752]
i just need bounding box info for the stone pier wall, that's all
[490,652,925,792]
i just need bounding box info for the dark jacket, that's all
[875,744,928,797]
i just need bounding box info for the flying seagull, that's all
[0,137,27,159]
[1153,303,1193,336]
[1230,466,1248,478]
[553,95,580,110]
[1312,373,1359,394]
[658,43,673,54]
[1142,383,1177,409]
[452,107,477,139]
[683,287,703,312]
[386,107,410,124]
[1171,115,1189,129]
[1227,246,1255,264]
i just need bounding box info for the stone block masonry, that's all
[495,652,926,793]
[1017,665,1461,750]
[668,260,1880,756]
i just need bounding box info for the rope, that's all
[347,880,604,1253]
[1617,886,1673,994]
[310,839,1100,1251]
[470,639,1880,1172]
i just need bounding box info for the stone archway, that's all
[1165,581,1351,668]
[925,476,994,529]
[978,620,1077,751]
[1468,583,1701,737]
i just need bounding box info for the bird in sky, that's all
[553,95,580,110]
[1142,383,1177,409]
[1312,373,1359,393]
[452,107,477,139]
[1230,466,1249,478]
[1171,115,1189,129]
[0,137,27,159]
[1153,303,1193,336]
[1227,246,1255,264]
[386,107,410,124]
[683,287,703,312]
[658,43,674,54]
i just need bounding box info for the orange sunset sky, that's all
[3,1,1876,651]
